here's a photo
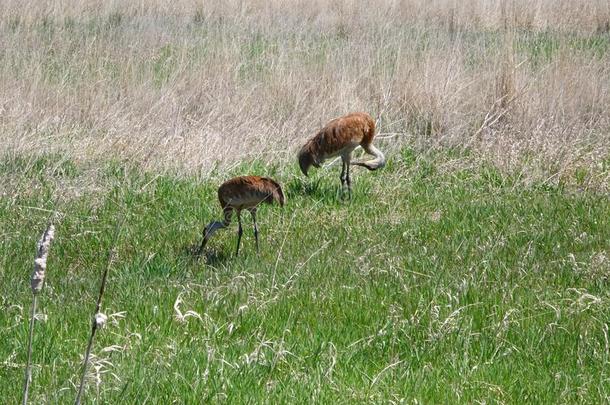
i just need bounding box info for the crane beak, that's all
[197,226,210,256]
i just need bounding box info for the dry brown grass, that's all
[1,0,609,186]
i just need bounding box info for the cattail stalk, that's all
[74,222,121,405]
[23,224,55,405]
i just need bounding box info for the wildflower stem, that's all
[74,220,121,405]
[74,247,114,405]
[74,317,96,405]
[22,295,37,405]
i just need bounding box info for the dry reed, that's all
[23,224,55,405]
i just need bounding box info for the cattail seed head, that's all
[30,224,55,295]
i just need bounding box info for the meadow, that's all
[1,0,610,403]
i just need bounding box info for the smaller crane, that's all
[197,176,285,257]
[297,112,386,198]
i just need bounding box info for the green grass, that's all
[1,150,609,403]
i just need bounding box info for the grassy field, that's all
[1,150,609,403]
[1,0,610,403]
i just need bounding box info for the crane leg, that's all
[340,158,348,198]
[346,158,352,199]
[340,155,352,200]
[251,209,259,253]
[235,211,243,256]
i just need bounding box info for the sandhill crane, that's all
[197,176,285,257]
[297,112,386,198]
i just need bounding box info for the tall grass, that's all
[1,153,609,402]
[0,0,608,188]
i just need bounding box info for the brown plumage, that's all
[197,176,285,256]
[297,112,385,197]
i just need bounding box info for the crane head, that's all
[202,221,225,247]
[298,148,314,177]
